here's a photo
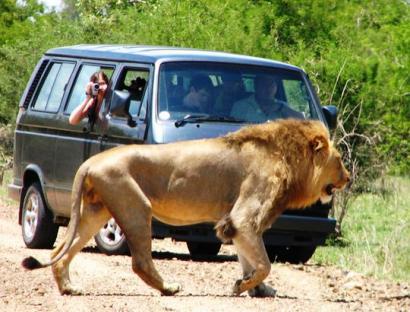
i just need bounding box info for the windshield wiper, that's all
[174,114,245,128]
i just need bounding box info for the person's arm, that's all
[280,103,305,119]
[69,83,94,125]
[69,97,91,125]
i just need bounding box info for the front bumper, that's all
[152,214,336,247]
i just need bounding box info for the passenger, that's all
[180,75,214,113]
[69,71,109,125]
[214,73,245,116]
[128,77,146,101]
[231,75,303,122]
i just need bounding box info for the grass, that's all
[313,176,410,282]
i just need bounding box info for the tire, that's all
[21,182,59,249]
[266,245,317,264]
[94,218,129,255]
[186,241,221,257]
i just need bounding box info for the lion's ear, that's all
[311,135,329,152]
[311,135,330,165]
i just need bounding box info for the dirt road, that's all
[0,199,408,312]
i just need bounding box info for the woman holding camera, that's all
[69,71,109,125]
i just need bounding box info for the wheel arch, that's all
[19,165,50,224]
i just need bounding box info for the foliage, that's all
[0,0,408,175]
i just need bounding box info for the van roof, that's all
[46,44,302,72]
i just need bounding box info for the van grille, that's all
[22,59,49,108]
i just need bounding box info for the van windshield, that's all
[158,62,318,123]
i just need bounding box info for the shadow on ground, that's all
[81,246,237,263]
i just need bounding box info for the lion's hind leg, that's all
[52,200,111,295]
[97,176,181,296]
[126,221,181,296]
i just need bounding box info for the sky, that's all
[38,0,64,12]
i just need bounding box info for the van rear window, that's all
[32,62,75,113]
[22,59,49,108]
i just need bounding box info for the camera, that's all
[91,83,100,96]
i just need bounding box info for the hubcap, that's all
[99,218,124,246]
[24,192,39,240]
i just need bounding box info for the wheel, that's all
[94,218,129,255]
[186,241,221,257]
[21,182,59,249]
[266,246,317,264]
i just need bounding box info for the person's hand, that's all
[85,82,94,96]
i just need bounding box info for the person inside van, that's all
[214,73,246,116]
[128,77,146,101]
[230,75,303,122]
[180,74,214,113]
[69,71,109,125]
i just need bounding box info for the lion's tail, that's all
[22,164,89,270]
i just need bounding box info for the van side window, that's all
[65,64,114,114]
[115,68,149,118]
[32,62,75,112]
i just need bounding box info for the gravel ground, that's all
[0,199,409,312]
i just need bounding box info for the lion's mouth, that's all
[325,184,335,196]
[320,184,336,204]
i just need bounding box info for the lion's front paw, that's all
[248,283,277,298]
[161,282,181,296]
[232,279,243,296]
[60,285,83,296]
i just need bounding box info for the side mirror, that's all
[110,90,131,117]
[322,105,338,130]
[109,90,136,127]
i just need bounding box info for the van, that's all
[8,45,338,263]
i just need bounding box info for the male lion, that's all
[22,119,350,297]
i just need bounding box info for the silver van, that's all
[8,45,338,263]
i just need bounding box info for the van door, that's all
[100,64,152,149]
[53,62,115,217]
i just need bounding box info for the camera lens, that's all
[91,83,100,96]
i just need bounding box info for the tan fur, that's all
[23,119,350,297]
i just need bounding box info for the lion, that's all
[22,119,350,297]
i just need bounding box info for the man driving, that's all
[231,75,303,122]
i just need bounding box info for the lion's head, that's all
[308,129,350,205]
[224,119,350,209]
[317,144,350,204]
